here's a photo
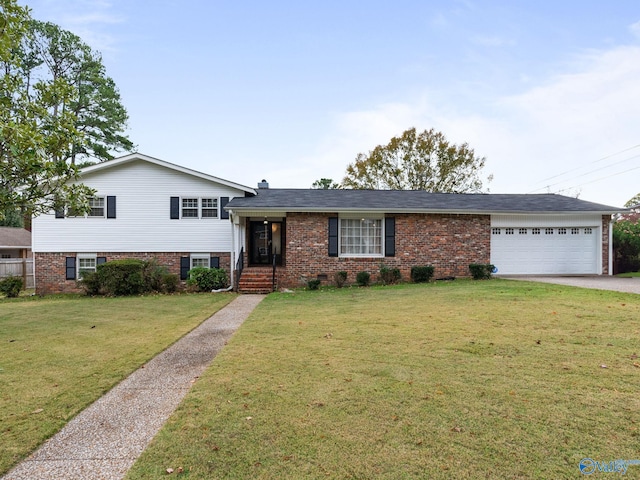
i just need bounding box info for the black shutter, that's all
[170,197,180,219]
[385,217,396,257]
[106,196,116,218]
[65,257,76,280]
[328,217,338,257]
[220,197,230,220]
[180,256,190,280]
[97,256,107,266]
[210,256,220,268]
[55,208,65,219]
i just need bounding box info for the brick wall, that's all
[602,215,610,275]
[278,212,491,287]
[34,251,231,295]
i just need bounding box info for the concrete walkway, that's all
[2,294,265,480]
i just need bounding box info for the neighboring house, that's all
[32,153,255,295]
[225,185,623,290]
[0,227,31,259]
[32,153,624,295]
[0,227,34,288]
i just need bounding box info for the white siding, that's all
[33,160,244,253]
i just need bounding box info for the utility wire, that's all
[554,164,640,194]
[527,144,640,194]
[528,152,640,193]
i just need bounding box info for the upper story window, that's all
[181,198,218,219]
[88,197,105,217]
[340,217,383,257]
[201,198,218,218]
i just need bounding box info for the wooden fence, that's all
[0,258,35,289]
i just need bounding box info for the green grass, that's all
[126,280,640,479]
[617,271,640,278]
[0,292,236,475]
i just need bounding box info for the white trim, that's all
[338,215,384,258]
[77,253,97,279]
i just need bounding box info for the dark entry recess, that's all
[249,221,283,266]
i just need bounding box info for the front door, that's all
[249,221,283,265]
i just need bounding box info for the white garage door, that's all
[491,227,599,275]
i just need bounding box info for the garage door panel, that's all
[491,227,598,275]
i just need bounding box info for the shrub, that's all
[96,259,146,295]
[411,266,435,283]
[356,271,371,287]
[161,273,179,293]
[79,271,102,295]
[307,279,321,290]
[0,276,23,298]
[379,264,401,285]
[334,271,348,288]
[469,263,495,280]
[141,259,179,293]
[187,267,229,292]
[79,258,180,296]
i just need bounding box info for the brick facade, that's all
[601,215,610,275]
[35,251,231,295]
[276,212,491,287]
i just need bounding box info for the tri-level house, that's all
[32,153,254,294]
[32,153,623,295]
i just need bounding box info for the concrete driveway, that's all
[502,275,640,294]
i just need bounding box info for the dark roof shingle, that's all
[226,189,623,214]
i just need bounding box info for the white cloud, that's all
[27,0,124,53]
[296,44,640,206]
[630,20,640,38]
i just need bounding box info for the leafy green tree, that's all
[0,0,94,219]
[311,178,340,189]
[17,20,134,163]
[613,193,640,273]
[613,220,640,273]
[342,127,489,192]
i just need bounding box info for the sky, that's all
[19,0,640,208]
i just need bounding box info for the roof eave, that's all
[81,153,257,194]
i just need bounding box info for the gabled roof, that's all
[0,227,31,248]
[226,189,624,215]
[81,153,256,194]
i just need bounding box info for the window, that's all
[190,253,210,269]
[492,228,501,235]
[201,198,218,218]
[340,218,382,256]
[505,228,514,235]
[532,228,541,235]
[88,197,105,217]
[584,227,593,234]
[558,228,567,235]
[571,228,580,235]
[519,228,527,235]
[545,228,554,235]
[78,254,97,279]
[180,198,218,219]
[182,198,199,218]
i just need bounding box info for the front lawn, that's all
[0,293,236,475]
[127,280,640,479]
